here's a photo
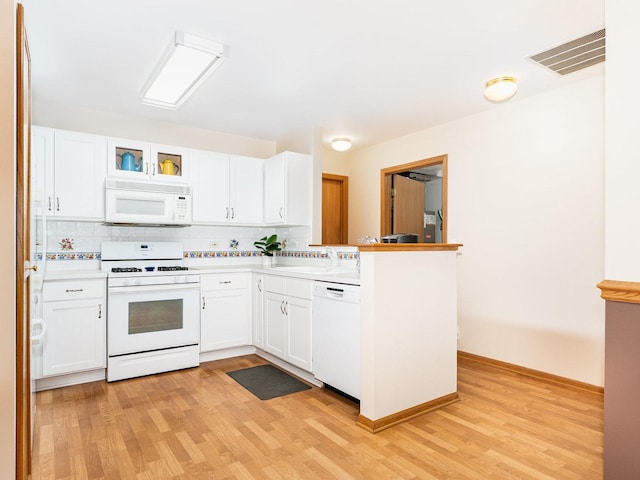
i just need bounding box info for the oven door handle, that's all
[108,283,199,294]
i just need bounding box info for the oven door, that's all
[107,282,199,356]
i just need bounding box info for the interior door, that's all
[16,3,33,476]
[392,174,424,237]
[322,174,348,244]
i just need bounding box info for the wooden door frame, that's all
[380,154,448,243]
[16,3,32,477]
[322,173,349,244]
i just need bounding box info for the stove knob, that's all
[174,276,180,283]
[121,279,130,286]
[134,278,142,285]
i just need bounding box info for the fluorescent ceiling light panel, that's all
[141,31,226,110]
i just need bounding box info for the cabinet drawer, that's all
[264,274,287,294]
[43,279,105,302]
[201,273,248,291]
[286,278,313,300]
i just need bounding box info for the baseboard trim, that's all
[457,351,603,395]
[356,392,459,434]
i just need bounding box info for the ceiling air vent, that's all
[528,29,605,75]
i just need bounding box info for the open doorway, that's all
[380,154,447,243]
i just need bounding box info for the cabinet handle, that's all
[219,280,231,284]
[47,196,52,212]
[202,296,206,310]
[56,197,60,212]
[231,208,235,219]
[152,163,156,175]
[280,300,285,314]
[98,303,102,319]
[258,279,262,292]
[283,301,289,315]
[226,207,229,219]
[279,207,283,219]
[65,288,83,293]
[145,162,149,175]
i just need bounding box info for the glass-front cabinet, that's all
[107,137,189,184]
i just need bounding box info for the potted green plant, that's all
[254,234,281,266]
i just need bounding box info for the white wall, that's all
[322,146,351,176]
[33,99,277,158]
[349,75,605,386]
[604,0,640,281]
[0,0,16,477]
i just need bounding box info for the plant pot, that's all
[262,256,272,267]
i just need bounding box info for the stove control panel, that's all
[108,274,200,288]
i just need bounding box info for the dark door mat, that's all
[227,364,311,400]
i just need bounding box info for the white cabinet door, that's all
[264,291,286,357]
[252,274,264,349]
[31,126,53,213]
[263,276,313,372]
[152,143,191,184]
[51,129,107,220]
[229,155,263,224]
[42,298,105,376]
[191,149,230,224]
[200,274,251,352]
[107,137,189,184]
[264,151,312,225]
[192,152,264,225]
[285,296,312,371]
[264,154,285,223]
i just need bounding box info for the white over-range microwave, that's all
[104,179,192,226]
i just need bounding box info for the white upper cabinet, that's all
[264,151,312,225]
[34,127,107,221]
[191,150,264,225]
[107,137,190,184]
[229,154,264,224]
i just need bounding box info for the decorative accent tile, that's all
[59,237,75,251]
[184,250,262,258]
[278,250,323,259]
[277,250,360,260]
[45,252,101,261]
[229,239,239,249]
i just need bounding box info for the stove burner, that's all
[111,267,142,273]
[157,266,189,271]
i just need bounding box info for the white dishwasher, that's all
[312,281,361,400]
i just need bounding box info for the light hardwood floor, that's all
[31,354,603,479]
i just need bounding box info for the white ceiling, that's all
[23,0,604,150]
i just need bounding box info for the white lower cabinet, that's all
[40,278,106,377]
[252,273,264,349]
[200,273,251,352]
[263,275,313,372]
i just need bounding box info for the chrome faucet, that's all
[326,247,339,268]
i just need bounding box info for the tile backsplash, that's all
[45,221,312,256]
[42,221,358,268]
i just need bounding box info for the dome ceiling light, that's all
[483,76,518,103]
[331,138,352,152]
